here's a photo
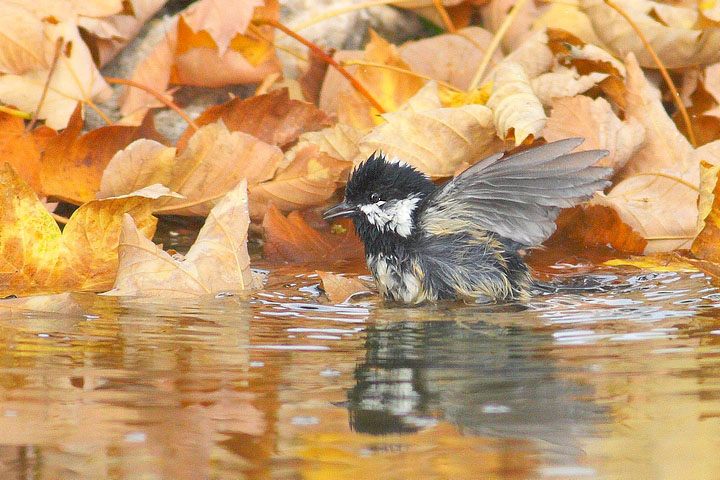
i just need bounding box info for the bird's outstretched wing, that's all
[418,138,611,247]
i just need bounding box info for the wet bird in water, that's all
[323,138,611,304]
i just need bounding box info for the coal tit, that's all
[324,138,611,304]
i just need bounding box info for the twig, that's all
[0,106,32,119]
[254,18,386,113]
[604,0,696,147]
[341,60,462,91]
[432,0,456,33]
[468,0,528,90]
[105,77,199,131]
[27,37,63,132]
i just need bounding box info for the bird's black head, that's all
[324,152,436,251]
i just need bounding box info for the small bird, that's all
[323,138,611,304]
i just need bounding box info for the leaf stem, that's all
[0,106,32,119]
[603,0,696,147]
[432,0,456,33]
[105,77,199,131]
[27,37,63,131]
[253,18,386,114]
[468,0,528,90]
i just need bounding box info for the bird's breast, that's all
[367,253,426,304]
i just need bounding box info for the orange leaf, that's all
[176,88,333,152]
[262,205,364,263]
[0,112,56,195]
[40,104,166,204]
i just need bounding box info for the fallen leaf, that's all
[691,160,720,262]
[178,0,263,55]
[0,20,112,129]
[356,104,499,177]
[549,204,647,254]
[582,0,720,68]
[176,88,333,152]
[333,31,425,130]
[295,123,364,163]
[488,30,553,80]
[604,254,698,272]
[399,27,502,91]
[0,2,49,74]
[487,61,546,145]
[249,143,351,220]
[262,205,364,262]
[0,112,56,194]
[0,163,161,297]
[99,121,283,216]
[531,69,608,106]
[41,104,166,204]
[532,3,604,47]
[316,271,371,303]
[543,95,645,171]
[106,179,262,297]
[480,0,541,53]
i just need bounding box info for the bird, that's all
[323,138,611,304]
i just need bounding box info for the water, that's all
[1,265,720,479]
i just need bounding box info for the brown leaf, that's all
[176,88,333,152]
[0,113,56,194]
[549,204,647,254]
[542,95,645,171]
[0,2,48,74]
[356,104,500,177]
[249,143,351,221]
[106,180,261,297]
[99,121,283,216]
[399,27,502,91]
[316,271,371,303]
[41,105,166,204]
[691,160,720,262]
[262,205,364,262]
[179,0,263,55]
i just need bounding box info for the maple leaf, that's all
[106,179,262,298]
[543,95,645,171]
[691,143,720,262]
[0,112,57,194]
[0,163,165,297]
[179,0,263,55]
[40,104,166,204]
[176,88,333,152]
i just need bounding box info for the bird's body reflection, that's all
[347,320,606,454]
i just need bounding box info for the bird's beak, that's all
[323,201,356,220]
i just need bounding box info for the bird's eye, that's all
[370,192,380,203]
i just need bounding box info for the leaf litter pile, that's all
[3,0,720,309]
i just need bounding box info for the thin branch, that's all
[604,0,696,147]
[469,0,528,90]
[105,77,199,131]
[27,37,63,131]
[341,60,463,91]
[432,0,456,33]
[254,18,386,114]
[0,106,32,119]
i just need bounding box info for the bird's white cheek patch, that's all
[386,196,421,237]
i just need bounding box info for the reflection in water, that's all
[348,320,605,456]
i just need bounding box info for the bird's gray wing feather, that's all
[419,138,611,247]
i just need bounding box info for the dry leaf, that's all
[543,95,645,171]
[0,162,161,297]
[0,2,48,74]
[480,0,541,53]
[179,0,263,55]
[262,206,364,262]
[100,121,283,216]
[691,160,720,262]
[531,69,609,106]
[295,123,365,163]
[582,0,720,68]
[0,112,56,194]
[106,180,261,297]
[356,104,500,177]
[316,271,371,303]
[176,88,333,152]
[249,143,351,220]
[532,3,604,47]
[0,20,112,129]
[41,105,166,204]
[0,292,87,318]
[489,30,553,80]
[399,27,502,91]
[332,31,425,130]
[487,62,546,145]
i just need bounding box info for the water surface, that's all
[1,263,719,479]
